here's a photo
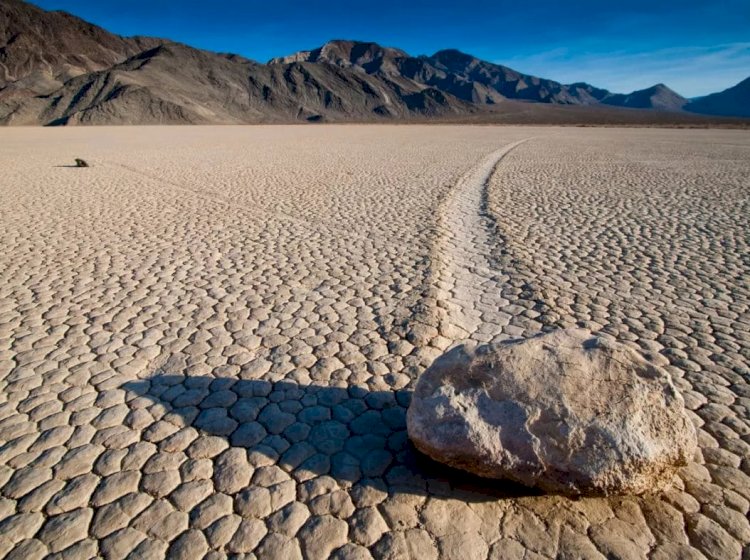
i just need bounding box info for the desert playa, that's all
[1,125,749,559]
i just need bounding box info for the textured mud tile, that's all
[90,492,153,538]
[2,538,48,560]
[0,512,46,544]
[167,529,209,560]
[17,478,65,513]
[266,501,311,536]
[37,507,94,553]
[225,518,267,554]
[371,529,439,560]
[99,528,146,560]
[131,499,189,541]
[297,514,349,560]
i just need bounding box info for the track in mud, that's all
[428,138,543,345]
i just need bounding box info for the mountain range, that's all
[0,0,747,125]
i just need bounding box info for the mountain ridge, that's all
[1,40,480,125]
[0,1,747,125]
[271,40,606,106]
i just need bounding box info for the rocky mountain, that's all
[273,41,504,105]
[567,82,611,102]
[0,1,746,125]
[270,41,605,106]
[0,0,162,97]
[601,83,687,111]
[422,48,604,105]
[271,41,734,115]
[269,39,409,70]
[1,41,476,125]
[686,77,750,118]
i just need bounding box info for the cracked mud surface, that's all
[1,126,749,559]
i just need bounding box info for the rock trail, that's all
[427,137,540,344]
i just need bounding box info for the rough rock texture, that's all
[271,41,599,106]
[407,329,698,496]
[0,0,162,94]
[0,41,476,126]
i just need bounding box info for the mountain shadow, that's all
[121,373,540,502]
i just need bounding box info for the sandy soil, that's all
[0,125,748,559]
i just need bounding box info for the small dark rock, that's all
[74,158,89,167]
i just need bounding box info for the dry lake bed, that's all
[0,125,749,559]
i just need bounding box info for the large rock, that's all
[407,329,697,496]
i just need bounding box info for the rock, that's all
[74,158,89,168]
[407,329,697,496]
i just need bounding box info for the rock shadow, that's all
[122,373,540,502]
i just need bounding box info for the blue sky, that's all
[32,0,750,97]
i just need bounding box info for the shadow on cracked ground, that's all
[122,373,540,502]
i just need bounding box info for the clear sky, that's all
[31,0,750,97]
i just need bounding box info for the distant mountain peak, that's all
[431,48,475,60]
[429,49,483,71]
[269,39,409,66]
[325,38,404,50]
[644,83,674,93]
[601,83,686,111]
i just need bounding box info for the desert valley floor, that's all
[0,126,749,560]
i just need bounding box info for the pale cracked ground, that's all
[0,126,748,560]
